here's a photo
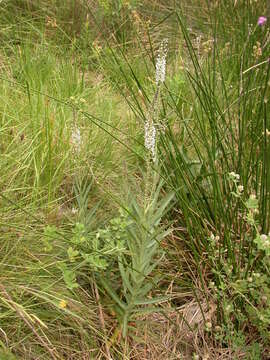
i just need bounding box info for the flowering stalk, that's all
[144,39,168,209]
[144,38,168,161]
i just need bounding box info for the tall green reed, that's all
[158,4,270,343]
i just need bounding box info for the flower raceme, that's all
[71,127,81,153]
[144,39,168,160]
[155,38,168,84]
[144,119,157,160]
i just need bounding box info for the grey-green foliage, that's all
[54,173,174,337]
[99,178,174,337]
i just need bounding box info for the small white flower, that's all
[260,234,268,241]
[262,129,270,136]
[264,240,270,247]
[237,185,244,193]
[229,171,240,181]
[248,23,253,36]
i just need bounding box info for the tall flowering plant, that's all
[97,39,174,338]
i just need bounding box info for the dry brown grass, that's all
[123,298,251,360]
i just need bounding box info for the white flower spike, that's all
[155,39,168,84]
[71,127,81,153]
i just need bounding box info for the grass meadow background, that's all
[0,1,270,359]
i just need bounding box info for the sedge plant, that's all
[158,4,270,352]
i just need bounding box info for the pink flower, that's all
[258,16,267,26]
